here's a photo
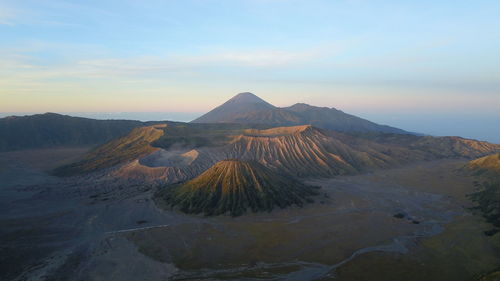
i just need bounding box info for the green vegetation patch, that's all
[469,181,500,232]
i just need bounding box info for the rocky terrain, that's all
[54,122,500,186]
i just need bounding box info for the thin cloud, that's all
[0,44,340,82]
[0,5,18,25]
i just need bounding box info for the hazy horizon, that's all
[2,106,499,143]
[1,0,499,141]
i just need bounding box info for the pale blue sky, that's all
[0,0,499,142]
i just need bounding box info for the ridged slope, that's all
[409,136,500,158]
[158,159,318,216]
[53,124,166,176]
[358,133,500,159]
[221,125,403,177]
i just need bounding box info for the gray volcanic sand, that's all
[1,149,498,281]
[127,160,484,281]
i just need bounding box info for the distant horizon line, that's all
[1,110,499,144]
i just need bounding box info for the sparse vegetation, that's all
[156,159,319,216]
[469,181,500,230]
[465,153,500,179]
[393,213,406,219]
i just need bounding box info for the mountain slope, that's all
[359,133,500,159]
[0,113,145,151]
[222,125,404,177]
[192,92,275,123]
[53,124,166,176]
[55,123,500,184]
[146,125,414,180]
[464,153,500,179]
[284,103,408,134]
[156,159,318,216]
[191,92,410,134]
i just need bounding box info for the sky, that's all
[0,0,499,142]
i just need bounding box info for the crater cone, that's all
[157,159,318,216]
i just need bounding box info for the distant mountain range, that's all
[0,113,147,151]
[192,92,410,134]
[0,93,412,152]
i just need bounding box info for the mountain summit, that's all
[225,92,273,106]
[192,92,410,134]
[192,92,275,123]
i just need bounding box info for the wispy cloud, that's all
[0,4,18,25]
[0,44,339,84]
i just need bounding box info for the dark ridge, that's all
[0,113,146,151]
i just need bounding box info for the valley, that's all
[1,147,498,281]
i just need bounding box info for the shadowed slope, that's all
[157,159,318,216]
[192,92,409,134]
[0,113,144,151]
[284,103,408,134]
[53,124,166,176]
[192,92,276,123]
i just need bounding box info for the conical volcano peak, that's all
[191,92,409,134]
[157,159,318,216]
[192,92,275,123]
[226,92,273,106]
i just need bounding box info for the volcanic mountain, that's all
[53,124,166,176]
[54,122,500,182]
[192,92,276,123]
[192,92,409,134]
[157,159,318,216]
[224,125,406,177]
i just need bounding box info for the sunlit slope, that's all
[53,124,166,176]
[465,153,500,179]
[157,159,318,216]
[356,133,500,159]
[224,125,407,177]
[54,123,500,183]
